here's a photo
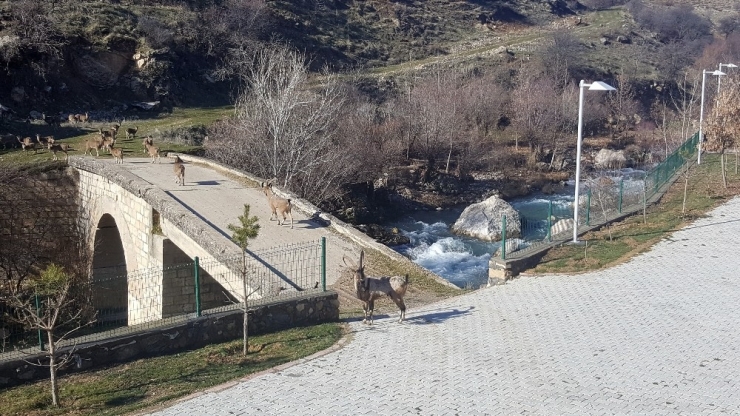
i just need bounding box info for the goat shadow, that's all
[405,306,475,325]
[349,306,475,328]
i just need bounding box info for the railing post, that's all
[547,200,553,242]
[501,215,507,260]
[321,237,326,292]
[586,189,591,226]
[35,294,44,351]
[194,256,201,317]
[618,178,624,214]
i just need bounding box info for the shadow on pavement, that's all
[346,306,475,327]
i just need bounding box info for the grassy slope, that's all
[0,106,231,165]
[0,324,343,416]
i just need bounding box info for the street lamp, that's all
[572,80,616,243]
[717,63,737,93]
[698,69,725,165]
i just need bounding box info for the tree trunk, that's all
[721,150,727,189]
[445,145,452,174]
[682,171,689,215]
[241,253,248,357]
[47,331,59,406]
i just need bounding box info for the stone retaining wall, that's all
[0,291,339,388]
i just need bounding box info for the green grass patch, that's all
[531,154,740,274]
[0,106,232,166]
[0,323,343,416]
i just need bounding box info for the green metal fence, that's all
[0,238,326,361]
[501,132,699,259]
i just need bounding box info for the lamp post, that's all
[717,63,737,94]
[698,69,725,165]
[572,80,616,244]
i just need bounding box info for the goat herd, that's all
[5,115,410,325]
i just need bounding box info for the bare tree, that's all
[3,264,95,407]
[670,71,701,144]
[207,44,352,202]
[705,79,740,188]
[228,204,260,357]
[605,73,641,143]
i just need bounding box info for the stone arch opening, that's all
[91,214,128,325]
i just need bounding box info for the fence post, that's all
[194,256,201,317]
[35,294,44,351]
[586,189,591,226]
[501,215,507,260]
[321,237,327,292]
[547,200,552,242]
[618,178,624,214]
[643,178,647,224]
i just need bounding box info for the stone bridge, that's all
[68,155,449,326]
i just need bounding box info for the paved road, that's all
[140,196,740,415]
[109,156,359,286]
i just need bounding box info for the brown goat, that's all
[84,137,104,157]
[110,146,123,164]
[68,114,78,124]
[16,136,36,153]
[144,141,161,163]
[173,155,185,185]
[260,179,293,228]
[142,136,154,153]
[48,142,70,161]
[125,125,138,140]
[36,133,55,147]
[343,250,409,324]
[76,112,89,123]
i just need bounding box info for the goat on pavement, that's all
[343,250,409,324]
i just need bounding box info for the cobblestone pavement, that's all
[144,197,740,415]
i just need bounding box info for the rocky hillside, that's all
[0,0,581,118]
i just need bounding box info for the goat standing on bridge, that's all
[260,179,293,228]
[173,155,185,185]
[344,250,409,324]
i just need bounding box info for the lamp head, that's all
[587,81,616,91]
[722,63,738,68]
[707,70,726,76]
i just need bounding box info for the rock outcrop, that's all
[451,195,521,242]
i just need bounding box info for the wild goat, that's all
[68,114,78,124]
[343,250,409,324]
[144,141,161,163]
[16,136,36,153]
[173,155,185,185]
[76,112,89,123]
[110,146,123,164]
[126,125,138,140]
[142,136,154,153]
[260,179,293,228]
[84,137,104,157]
[48,142,71,161]
[36,133,54,147]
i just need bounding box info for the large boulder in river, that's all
[451,195,521,242]
[594,149,627,169]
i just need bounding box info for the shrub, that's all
[161,124,208,146]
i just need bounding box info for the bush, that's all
[161,124,208,146]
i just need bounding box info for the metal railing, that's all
[500,132,699,259]
[1,238,327,361]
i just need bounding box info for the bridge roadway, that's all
[134,192,740,414]
[107,156,361,286]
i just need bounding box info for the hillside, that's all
[0,0,585,117]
